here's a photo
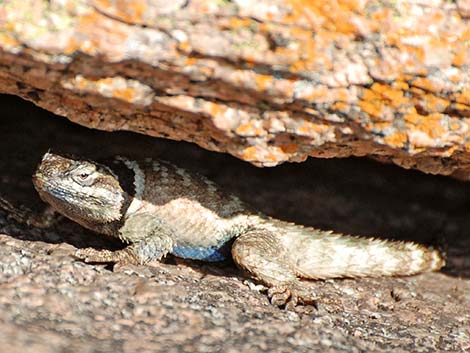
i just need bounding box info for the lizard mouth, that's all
[32,152,71,195]
[31,173,44,191]
[32,173,57,204]
[32,172,62,203]
[32,171,53,192]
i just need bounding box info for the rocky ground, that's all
[0,95,469,352]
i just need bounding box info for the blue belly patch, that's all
[172,244,228,262]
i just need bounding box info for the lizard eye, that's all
[72,168,96,186]
[79,172,90,179]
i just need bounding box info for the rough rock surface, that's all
[1,95,469,352]
[0,0,469,175]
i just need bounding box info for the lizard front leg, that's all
[231,229,316,307]
[75,212,176,265]
[75,234,175,265]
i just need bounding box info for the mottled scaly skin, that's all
[32,152,445,306]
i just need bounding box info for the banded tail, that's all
[276,222,445,279]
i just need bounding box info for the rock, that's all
[1,98,470,353]
[0,0,469,175]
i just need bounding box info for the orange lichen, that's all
[78,12,100,28]
[442,145,458,157]
[358,82,411,120]
[452,102,470,112]
[72,75,89,90]
[289,0,364,35]
[450,121,462,131]
[412,78,442,93]
[383,131,407,148]
[227,17,253,30]
[92,0,145,23]
[264,151,282,163]
[405,112,444,139]
[455,89,470,105]
[357,100,384,119]
[254,74,273,91]
[92,0,112,8]
[360,88,379,101]
[208,102,224,116]
[449,74,463,84]
[235,121,265,137]
[297,124,314,136]
[295,121,330,137]
[241,146,285,164]
[369,7,392,27]
[113,88,136,102]
[370,83,409,107]
[394,81,410,91]
[64,37,80,55]
[241,146,258,161]
[0,33,19,47]
[62,76,152,105]
[365,121,389,131]
[331,101,349,111]
[3,21,16,32]
[185,57,198,66]
[336,89,351,102]
[178,41,191,52]
[409,86,425,96]
[276,0,365,73]
[452,47,467,67]
[420,94,450,113]
[119,0,145,22]
[273,46,296,59]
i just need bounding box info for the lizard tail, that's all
[279,224,445,279]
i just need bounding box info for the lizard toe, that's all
[75,247,141,264]
[268,283,317,308]
[268,285,294,307]
[74,248,115,263]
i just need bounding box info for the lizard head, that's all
[32,152,132,234]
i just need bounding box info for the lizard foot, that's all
[268,283,317,309]
[74,247,139,265]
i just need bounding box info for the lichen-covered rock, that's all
[0,0,469,175]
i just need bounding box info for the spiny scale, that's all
[32,152,445,306]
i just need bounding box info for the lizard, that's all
[26,152,444,306]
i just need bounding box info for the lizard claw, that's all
[74,248,102,262]
[268,283,317,309]
[268,285,296,307]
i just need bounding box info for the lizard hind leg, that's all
[231,229,316,307]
